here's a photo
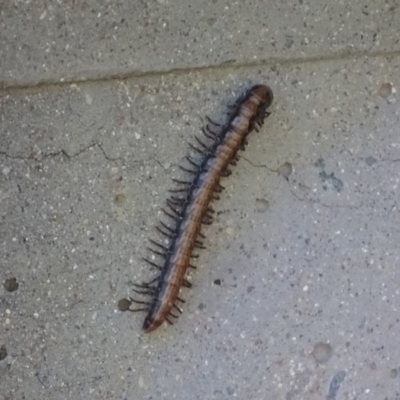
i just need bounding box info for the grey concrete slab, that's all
[1,53,399,399]
[1,0,400,88]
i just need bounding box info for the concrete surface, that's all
[1,1,400,88]
[1,1,400,400]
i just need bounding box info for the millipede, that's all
[125,84,273,333]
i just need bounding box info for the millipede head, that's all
[250,84,274,110]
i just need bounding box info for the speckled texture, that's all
[1,0,400,88]
[1,5,400,400]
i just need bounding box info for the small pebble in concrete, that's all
[379,82,393,98]
[312,342,333,364]
[4,278,19,292]
[278,162,293,180]
[117,298,132,312]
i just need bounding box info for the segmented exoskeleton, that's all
[127,84,273,333]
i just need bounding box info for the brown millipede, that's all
[128,84,273,333]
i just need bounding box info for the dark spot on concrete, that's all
[247,285,255,293]
[365,156,377,166]
[198,302,206,310]
[255,198,269,213]
[35,371,50,388]
[312,342,333,363]
[4,277,19,292]
[327,371,346,400]
[206,17,217,26]
[390,368,398,378]
[314,158,325,170]
[213,279,221,286]
[319,171,343,193]
[226,386,235,395]
[117,298,132,312]
[114,193,126,205]
[278,162,293,180]
[369,362,377,370]
[285,35,294,49]
[286,392,294,400]
[379,82,393,98]
[358,316,367,329]
[0,345,7,361]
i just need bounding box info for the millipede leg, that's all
[142,276,159,286]
[160,221,175,232]
[162,208,177,220]
[173,304,183,313]
[129,298,151,305]
[205,115,220,126]
[143,257,161,270]
[188,142,205,154]
[147,247,166,257]
[132,288,155,296]
[182,279,192,288]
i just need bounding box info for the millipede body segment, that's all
[130,84,273,333]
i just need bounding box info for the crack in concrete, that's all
[0,142,120,163]
[2,48,400,91]
[287,185,361,210]
[243,155,362,210]
[241,156,278,174]
[364,157,400,164]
